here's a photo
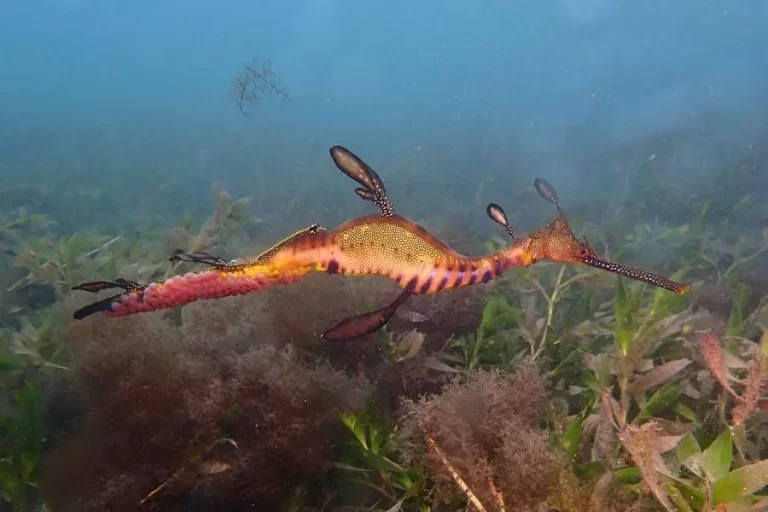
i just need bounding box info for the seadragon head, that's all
[520,211,598,265]
[489,178,691,296]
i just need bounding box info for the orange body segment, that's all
[266,214,526,295]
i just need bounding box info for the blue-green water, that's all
[1,2,767,511]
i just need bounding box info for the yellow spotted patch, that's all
[334,217,450,275]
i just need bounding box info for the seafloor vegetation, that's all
[1,142,767,512]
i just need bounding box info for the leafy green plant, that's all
[523,264,596,360]
[0,311,65,511]
[12,233,116,296]
[726,276,752,337]
[0,381,45,512]
[6,313,69,370]
[332,407,428,510]
[164,182,262,277]
[387,330,427,364]
[684,199,768,288]
[0,209,53,246]
[423,294,522,375]
[600,329,768,511]
[546,271,768,511]
[676,428,768,509]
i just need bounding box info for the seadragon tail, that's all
[72,266,303,320]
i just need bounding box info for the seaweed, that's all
[0,381,45,512]
[164,182,262,278]
[231,58,291,116]
[400,364,560,511]
[42,310,368,511]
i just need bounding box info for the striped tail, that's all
[72,266,303,320]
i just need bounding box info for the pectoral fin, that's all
[73,294,123,320]
[321,289,412,341]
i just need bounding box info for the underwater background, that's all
[1,1,768,510]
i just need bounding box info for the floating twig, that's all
[426,436,488,512]
[487,476,506,512]
[139,438,238,506]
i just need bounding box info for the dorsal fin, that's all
[169,250,233,267]
[253,224,326,264]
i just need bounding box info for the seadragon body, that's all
[74,215,526,319]
[73,146,690,340]
[275,214,528,293]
